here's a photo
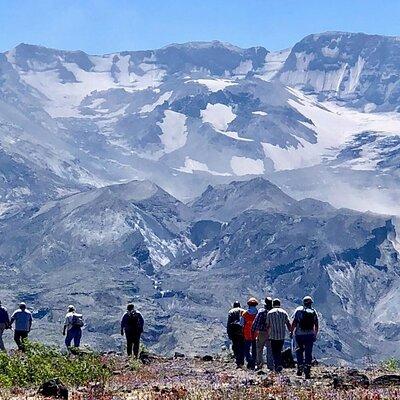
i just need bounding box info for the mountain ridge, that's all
[1,31,400,363]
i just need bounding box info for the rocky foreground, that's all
[2,352,400,400]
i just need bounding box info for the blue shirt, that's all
[11,309,32,332]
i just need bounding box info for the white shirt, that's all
[64,311,80,331]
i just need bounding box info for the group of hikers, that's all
[0,301,144,357]
[227,295,318,379]
[0,295,318,376]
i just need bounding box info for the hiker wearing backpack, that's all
[265,298,292,373]
[63,305,84,349]
[252,296,274,370]
[292,296,319,379]
[240,298,258,369]
[227,301,245,367]
[10,302,32,351]
[0,301,10,352]
[121,303,144,357]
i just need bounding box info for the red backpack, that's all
[242,311,257,341]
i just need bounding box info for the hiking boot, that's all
[304,366,311,379]
[296,366,303,376]
[276,365,283,373]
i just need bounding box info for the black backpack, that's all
[299,308,316,331]
[229,320,243,337]
[126,312,142,332]
[71,314,84,328]
[227,309,243,338]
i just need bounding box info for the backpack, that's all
[126,312,143,332]
[229,320,243,337]
[71,314,84,328]
[281,347,296,368]
[242,311,257,341]
[298,308,316,331]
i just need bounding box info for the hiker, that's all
[0,301,10,352]
[63,305,84,349]
[265,298,292,372]
[240,298,258,369]
[252,296,273,370]
[227,301,245,367]
[292,296,319,379]
[121,303,144,357]
[10,302,32,351]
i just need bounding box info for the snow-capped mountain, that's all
[3,41,315,197]
[2,36,400,209]
[1,33,400,362]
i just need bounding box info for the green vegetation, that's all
[128,357,141,372]
[381,357,400,372]
[0,341,112,389]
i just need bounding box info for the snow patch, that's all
[322,46,339,58]
[262,87,400,171]
[201,103,236,131]
[216,130,253,142]
[188,78,237,92]
[16,56,165,117]
[157,110,188,153]
[176,157,231,176]
[230,156,265,176]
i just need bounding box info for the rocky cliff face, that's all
[278,32,400,112]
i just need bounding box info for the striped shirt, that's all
[265,307,290,340]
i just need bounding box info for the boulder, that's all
[139,351,159,364]
[332,370,369,389]
[38,379,68,399]
[372,374,400,387]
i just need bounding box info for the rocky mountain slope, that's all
[0,178,399,364]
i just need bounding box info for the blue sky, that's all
[1,0,400,53]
